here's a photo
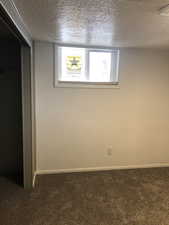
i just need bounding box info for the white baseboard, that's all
[32,172,37,187]
[36,163,169,175]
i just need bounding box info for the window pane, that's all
[89,52,111,82]
[60,47,86,81]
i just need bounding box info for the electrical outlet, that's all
[107,146,112,156]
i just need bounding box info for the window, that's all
[89,51,111,82]
[60,47,86,82]
[56,46,120,86]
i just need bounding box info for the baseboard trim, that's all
[32,172,36,187]
[36,163,169,175]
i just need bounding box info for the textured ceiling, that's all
[12,0,169,48]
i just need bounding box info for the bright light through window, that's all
[57,46,119,84]
[89,51,111,82]
[60,47,86,81]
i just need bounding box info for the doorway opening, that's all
[0,39,23,185]
[0,5,33,188]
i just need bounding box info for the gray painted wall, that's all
[35,42,169,173]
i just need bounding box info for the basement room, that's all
[1,0,169,225]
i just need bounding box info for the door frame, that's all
[0,3,35,188]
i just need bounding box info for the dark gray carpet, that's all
[1,168,169,225]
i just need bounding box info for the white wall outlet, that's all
[107,146,113,156]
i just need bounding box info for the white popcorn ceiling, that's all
[12,0,169,48]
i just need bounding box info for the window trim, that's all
[54,45,120,89]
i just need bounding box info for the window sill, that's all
[54,81,120,89]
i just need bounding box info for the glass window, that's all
[60,47,86,81]
[89,51,111,82]
[57,46,119,84]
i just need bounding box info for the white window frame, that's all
[54,45,120,89]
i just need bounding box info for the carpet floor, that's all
[1,167,169,225]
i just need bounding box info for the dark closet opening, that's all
[0,16,23,185]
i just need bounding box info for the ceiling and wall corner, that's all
[9,0,169,48]
[0,0,32,46]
